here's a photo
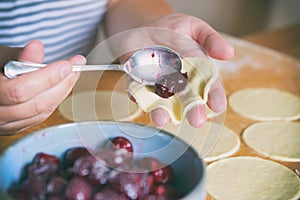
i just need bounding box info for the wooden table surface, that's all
[1,24,299,199]
[243,23,300,59]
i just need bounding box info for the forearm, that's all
[104,0,173,36]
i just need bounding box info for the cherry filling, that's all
[154,72,188,98]
[8,136,181,200]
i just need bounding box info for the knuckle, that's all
[7,84,27,103]
[0,124,20,135]
[38,113,50,122]
[34,95,57,115]
[46,73,60,87]
[34,114,50,127]
[0,120,5,127]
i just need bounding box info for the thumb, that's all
[18,40,45,63]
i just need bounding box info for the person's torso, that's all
[0,0,108,63]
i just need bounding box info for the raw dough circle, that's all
[163,122,240,162]
[207,156,300,200]
[228,88,300,121]
[58,90,142,121]
[243,122,300,162]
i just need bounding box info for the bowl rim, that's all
[0,120,206,199]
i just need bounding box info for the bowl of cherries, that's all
[0,121,206,200]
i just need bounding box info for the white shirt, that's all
[0,0,108,63]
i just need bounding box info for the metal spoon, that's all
[4,46,182,86]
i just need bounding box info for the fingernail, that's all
[187,105,207,128]
[151,109,170,127]
[72,55,87,66]
[77,56,87,65]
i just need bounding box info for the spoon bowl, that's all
[4,46,182,86]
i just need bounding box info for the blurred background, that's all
[95,0,300,62]
[166,0,300,36]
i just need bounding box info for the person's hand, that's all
[122,13,234,127]
[0,40,86,135]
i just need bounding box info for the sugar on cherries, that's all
[8,136,180,200]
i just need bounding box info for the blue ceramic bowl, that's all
[0,121,206,199]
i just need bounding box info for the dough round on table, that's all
[228,88,300,121]
[207,156,300,200]
[243,122,300,162]
[163,122,240,162]
[58,90,142,121]
[128,57,219,124]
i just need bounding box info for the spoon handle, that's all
[4,61,124,79]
